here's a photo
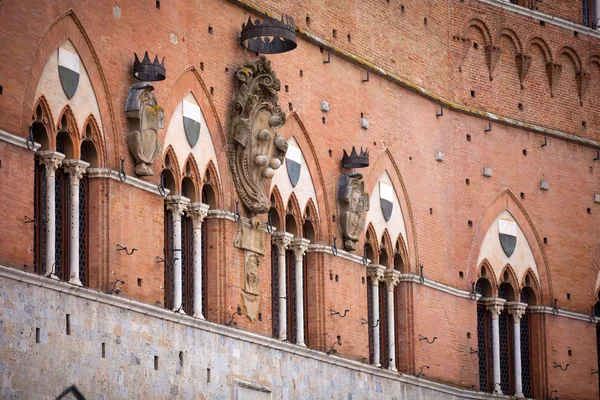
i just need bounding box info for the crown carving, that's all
[241,14,297,54]
[342,146,369,169]
[133,52,166,82]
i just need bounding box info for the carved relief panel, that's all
[338,172,369,251]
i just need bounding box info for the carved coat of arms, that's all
[338,172,369,251]
[228,56,288,215]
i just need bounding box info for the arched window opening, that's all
[302,219,315,242]
[181,177,196,202]
[393,253,404,272]
[33,151,47,274]
[80,139,98,168]
[181,207,194,315]
[162,167,176,310]
[56,121,74,159]
[54,135,70,282]
[286,246,297,343]
[477,277,493,393]
[285,213,297,236]
[379,279,388,368]
[202,183,217,209]
[379,249,389,268]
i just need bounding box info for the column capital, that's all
[506,301,528,321]
[187,202,210,227]
[290,237,310,259]
[484,298,506,319]
[271,231,294,251]
[37,150,65,176]
[367,264,386,284]
[62,159,90,185]
[166,195,190,216]
[384,269,401,289]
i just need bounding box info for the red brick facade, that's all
[1,0,600,398]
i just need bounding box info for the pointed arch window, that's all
[497,282,515,395]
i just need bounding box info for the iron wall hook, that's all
[329,308,349,318]
[225,305,243,327]
[541,137,548,148]
[416,365,430,378]
[419,334,437,344]
[234,201,241,223]
[326,335,342,355]
[436,106,443,118]
[158,171,166,197]
[553,362,569,371]
[552,298,559,315]
[470,347,478,354]
[108,279,125,295]
[362,243,369,266]
[419,264,425,284]
[331,236,338,256]
[323,52,331,64]
[484,121,492,133]
[119,157,127,182]
[469,281,477,300]
[594,151,600,162]
[361,318,379,328]
[117,244,137,255]
[267,211,274,234]
[26,126,35,151]
[362,71,370,83]
[24,216,35,224]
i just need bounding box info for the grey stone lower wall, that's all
[0,267,504,400]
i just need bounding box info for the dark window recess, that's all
[164,207,174,309]
[79,176,88,287]
[181,215,194,315]
[477,305,491,392]
[367,282,374,364]
[286,249,297,344]
[0,85,3,94]
[596,323,600,396]
[379,282,389,368]
[34,160,47,274]
[156,0,160,9]
[201,209,208,319]
[521,290,533,398]
[499,309,514,395]
[583,0,593,27]
[303,252,309,347]
[271,243,279,338]
[55,167,70,281]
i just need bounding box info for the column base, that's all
[69,277,83,286]
[297,342,306,348]
[193,313,205,320]
[173,308,186,315]
[46,272,59,280]
[373,363,381,368]
[388,366,397,372]
[515,393,524,398]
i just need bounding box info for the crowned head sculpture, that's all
[240,14,297,54]
[228,56,288,215]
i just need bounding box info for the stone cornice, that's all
[480,0,600,39]
[86,167,169,197]
[205,209,272,233]
[229,0,600,150]
[0,128,41,150]
[0,264,517,400]
[306,243,368,265]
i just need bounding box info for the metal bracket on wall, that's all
[117,244,137,255]
[469,281,477,300]
[362,71,370,83]
[225,305,242,327]
[541,137,548,148]
[419,334,437,344]
[326,335,342,355]
[329,308,349,318]
[119,157,126,182]
[157,172,166,197]
[553,362,569,371]
[436,106,443,118]
[323,52,331,64]
[552,298,559,315]
[266,211,273,234]
[484,121,492,133]
[331,236,338,256]
[419,264,425,284]
[416,365,430,378]
[470,347,478,354]
[361,318,379,328]
[26,126,35,151]
[24,216,35,224]
[233,201,241,223]
[594,150,600,161]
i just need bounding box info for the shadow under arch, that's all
[467,189,552,304]
[22,9,114,168]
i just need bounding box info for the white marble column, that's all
[272,231,294,341]
[367,264,386,367]
[595,0,600,28]
[384,270,400,371]
[62,159,90,286]
[38,151,65,279]
[166,196,190,313]
[290,237,310,347]
[486,298,506,395]
[508,302,528,398]
[187,202,210,319]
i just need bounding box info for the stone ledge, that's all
[86,167,168,197]
[0,128,41,151]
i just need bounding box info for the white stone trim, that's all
[86,167,168,196]
[0,129,41,151]
[399,273,476,300]
[479,0,600,38]
[0,264,515,399]
[206,209,272,233]
[307,243,368,265]
[528,305,595,323]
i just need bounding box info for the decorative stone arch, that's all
[22,9,115,168]
[520,268,542,303]
[269,185,286,233]
[586,54,600,70]
[363,149,418,274]
[277,111,331,242]
[181,154,202,203]
[394,234,409,273]
[81,114,105,167]
[556,46,582,71]
[31,96,55,149]
[56,104,80,155]
[161,66,231,208]
[467,189,552,304]
[525,36,553,63]
[380,228,394,269]
[498,264,520,301]
[463,18,493,46]
[497,27,523,54]
[477,258,499,297]
[162,145,182,195]
[303,197,321,243]
[202,159,223,209]
[365,222,380,264]
[285,191,303,237]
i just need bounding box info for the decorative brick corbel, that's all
[576,70,590,106]
[515,53,532,89]
[545,62,562,97]
[485,45,502,81]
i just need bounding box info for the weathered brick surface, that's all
[0,0,599,398]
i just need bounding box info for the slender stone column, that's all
[384,269,400,371]
[38,151,65,279]
[508,302,528,398]
[272,231,294,341]
[187,202,210,319]
[290,237,310,346]
[486,298,506,395]
[62,159,90,286]
[166,196,190,313]
[367,264,386,367]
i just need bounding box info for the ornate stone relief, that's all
[125,82,164,176]
[241,251,261,320]
[338,171,369,251]
[228,56,288,215]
